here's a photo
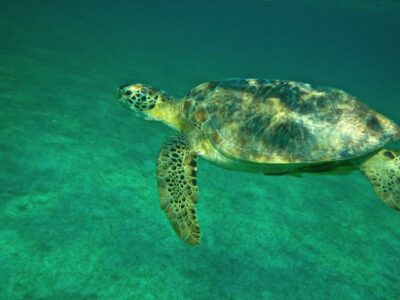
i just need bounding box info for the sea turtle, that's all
[117,78,400,245]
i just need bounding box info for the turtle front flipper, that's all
[357,149,400,210]
[157,135,200,245]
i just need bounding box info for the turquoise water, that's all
[1,0,400,299]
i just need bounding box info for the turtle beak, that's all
[117,88,128,105]
[117,84,129,100]
[117,83,131,97]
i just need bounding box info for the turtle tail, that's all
[357,149,400,210]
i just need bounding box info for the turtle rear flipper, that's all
[358,149,400,210]
[157,135,200,245]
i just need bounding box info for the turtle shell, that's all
[184,79,399,163]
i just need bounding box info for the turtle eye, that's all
[124,90,133,96]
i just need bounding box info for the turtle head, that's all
[117,83,181,129]
[117,83,171,119]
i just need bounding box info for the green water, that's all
[1,1,399,299]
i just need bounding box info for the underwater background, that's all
[1,0,400,299]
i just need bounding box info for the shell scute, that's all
[185,79,399,163]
